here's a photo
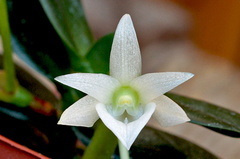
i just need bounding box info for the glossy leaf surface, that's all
[166,93,240,137]
[132,126,219,159]
[8,0,70,78]
[40,0,94,57]
[86,33,114,74]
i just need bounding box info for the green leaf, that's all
[40,0,94,57]
[166,93,240,137]
[0,71,33,107]
[86,33,114,74]
[7,0,87,108]
[0,54,60,107]
[8,0,72,78]
[132,126,219,159]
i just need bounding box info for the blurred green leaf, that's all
[86,33,114,74]
[166,93,240,137]
[40,0,94,57]
[7,0,83,109]
[0,71,33,107]
[0,53,60,107]
[9,86,33,107]
[8,0,71,78]
[0,84,33,107]
[132,126,219,159]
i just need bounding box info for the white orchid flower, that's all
[55,14,193,150]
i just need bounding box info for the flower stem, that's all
[82,121,118,159]
[0,0,16,92]
[118,140,130,159]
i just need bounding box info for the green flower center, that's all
[112,86,139,108]
[110,86,141,117]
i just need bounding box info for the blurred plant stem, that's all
[0,0,16,92]
[0,0,33,107]
[118,140,130,159]
[82,122,118,159]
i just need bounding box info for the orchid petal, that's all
[110,14,141,84]
[96,103,156,150]
[55,73,120,103]
[131,72,193,103]
[58,95,99,127]
[152,95,190,127]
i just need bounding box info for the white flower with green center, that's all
[55,14,193,150]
